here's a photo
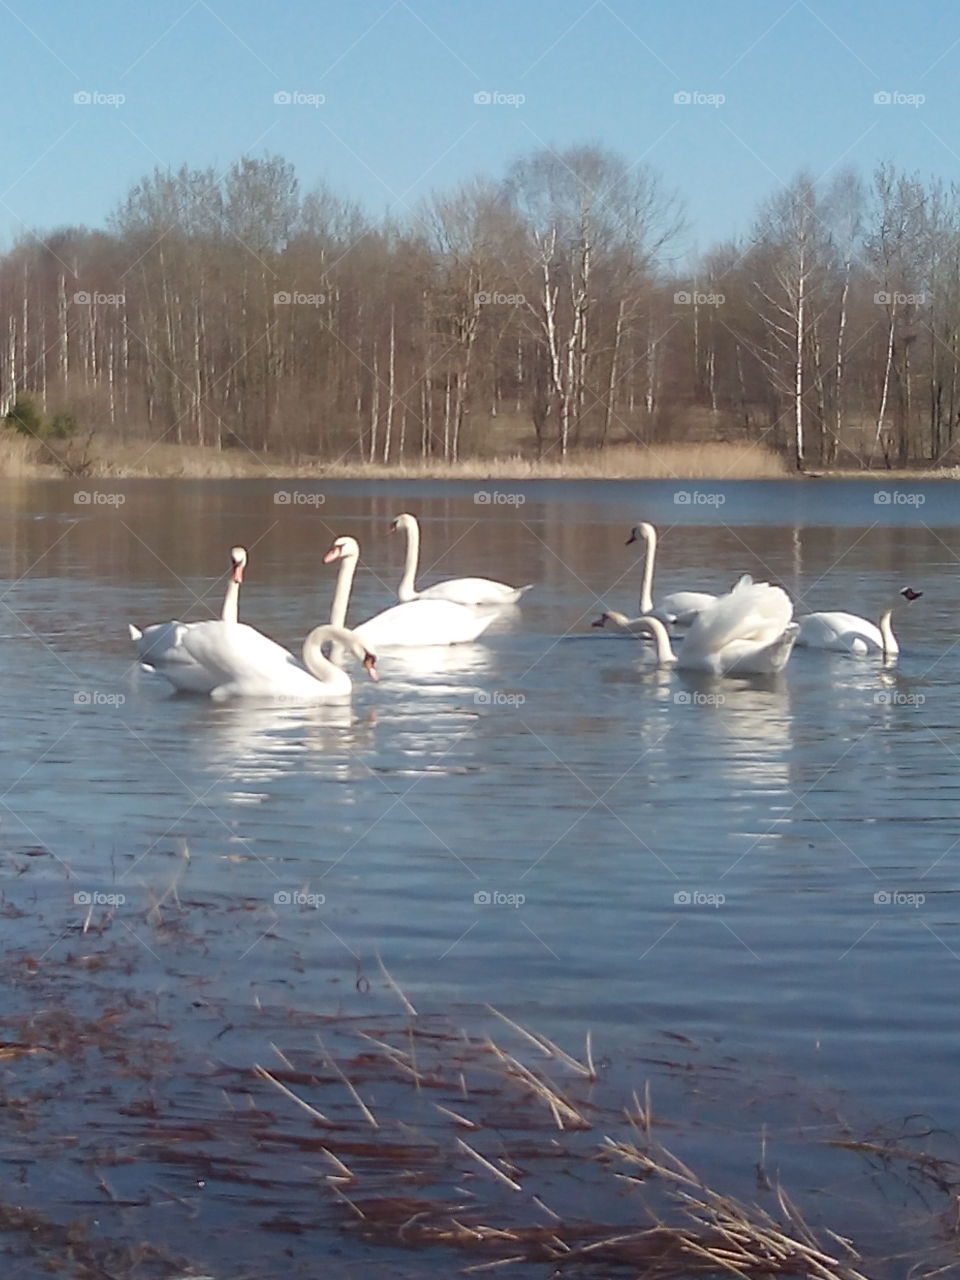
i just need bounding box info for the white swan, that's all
[796,587,921,656]
[626,523,715,625]
[597,576,799,676]
[129,546,248,693]
[178,622,377,701]
[324,535,498,647]
[393,513,532,606]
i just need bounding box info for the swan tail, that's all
[129,623,142,641]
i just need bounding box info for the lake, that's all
[1,475,957,1277]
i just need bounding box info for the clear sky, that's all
[1,0,958,257]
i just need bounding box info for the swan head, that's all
[323,536,360,565]
[362,651,379,682]
[229,546,247,584]
[900,586,923,602]
[592,611,630,629]
[625,522,655,547]
[390,513,416,535]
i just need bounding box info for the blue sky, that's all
[1,0,958,258]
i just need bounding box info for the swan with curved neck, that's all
[796,587,921,657]
[179,621,377,700]
[324,535,499,647]
[393,513,532,606]
[594,577,799,676]
[129,546,248,693]
[625,523,716,625]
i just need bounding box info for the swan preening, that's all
[597,576,799,676]
[796,587,922,657]
[178,622,377,701]
[324,535,498,647]
[392,513,532,606]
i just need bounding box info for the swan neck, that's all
[329,549,358,628]
[302,628,343,684]
[220,575,241,623]
[638,526,656,614]
[638,615,676,665]
[879,608,898,656]
[398,519,420,601]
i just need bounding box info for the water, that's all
[1,476,958,1274]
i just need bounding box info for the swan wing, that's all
[355,598,498,647]
[797,612,881,652]
[683,580,793,655]
[416,577,531,606]
[655,590,716,626]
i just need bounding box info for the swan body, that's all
[393,513,532,606]
[324,535,498,647]
[626,522,715,624]
[796,588,921,657]
[179,622,377,701]
[129,547,247,693]
[598,577,799,676]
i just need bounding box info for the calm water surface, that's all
[1,476,958,1272]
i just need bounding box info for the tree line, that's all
[2,147,959,470]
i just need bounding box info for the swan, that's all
[129,546,248,693]
[626,523,715,624]
[796,587,922,656]
[596,576,799,676]
[392,513,532,606]
[323,535,499,647]
[178,622,377,701]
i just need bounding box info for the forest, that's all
[1,145,956,472]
